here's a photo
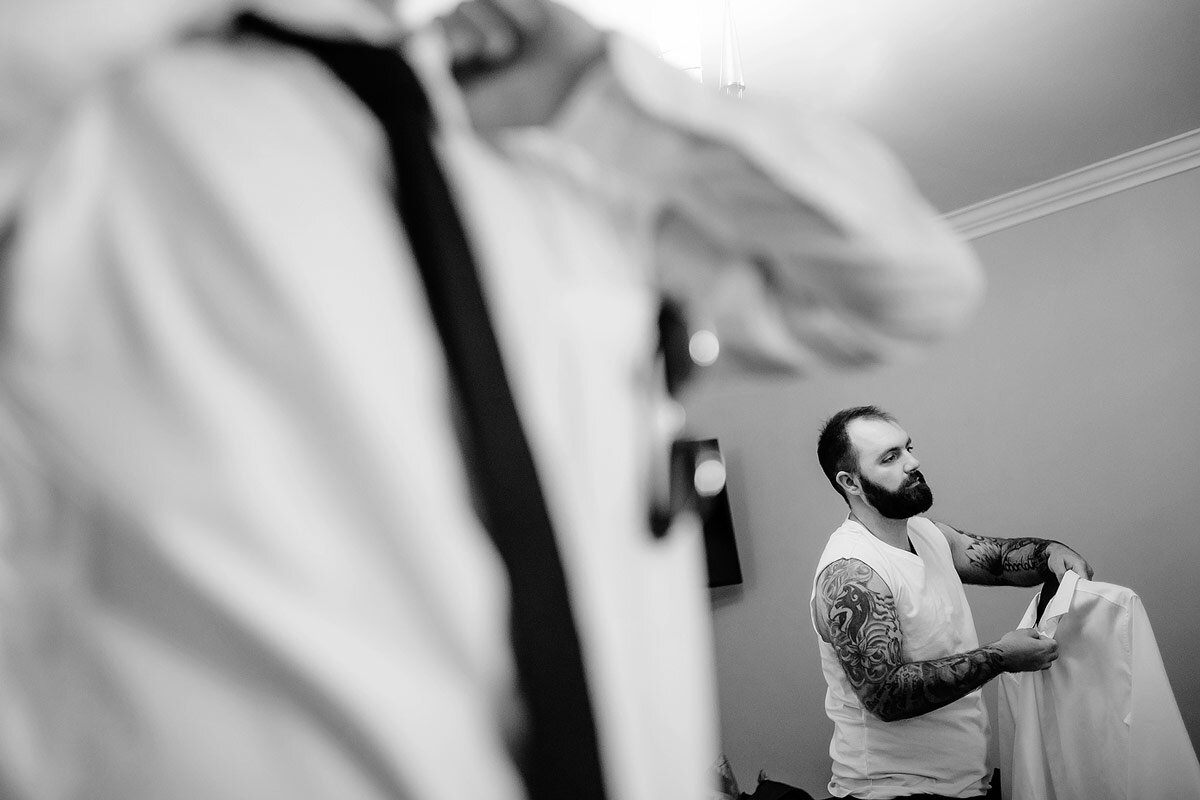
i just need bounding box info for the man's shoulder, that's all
[830,515,868,537]
[816,520,886,572]
[817,518,866,556]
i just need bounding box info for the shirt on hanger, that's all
[997,571,1200,800]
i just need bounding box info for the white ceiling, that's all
[555,0,1200,213]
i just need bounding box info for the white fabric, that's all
[0,3,984,799]
[997,571,1200,800]
[811,517,990,799]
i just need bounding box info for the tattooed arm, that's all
[813,557,1059,722]
[933,521,1094,587]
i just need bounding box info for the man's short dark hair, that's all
[817,405,895,501]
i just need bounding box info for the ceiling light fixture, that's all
[719,0,745,98]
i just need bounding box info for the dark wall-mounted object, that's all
[679,438,743,588]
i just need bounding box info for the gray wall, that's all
[685,166,1200,794]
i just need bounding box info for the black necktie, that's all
[233,16,608,800]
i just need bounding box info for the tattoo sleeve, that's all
[814,558,1006,722]
[957,529,1058,586]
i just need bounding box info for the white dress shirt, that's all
[0,2,983,798]
[998,571,1200,800]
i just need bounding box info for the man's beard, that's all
[860,471,934,519]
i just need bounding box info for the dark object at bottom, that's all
[740,778,816,800]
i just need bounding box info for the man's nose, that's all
[904,454,920,472]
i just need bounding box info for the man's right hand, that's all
[996,628,1059,672]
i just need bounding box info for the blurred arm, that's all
[427,0,983,377]
[546,34,985,378]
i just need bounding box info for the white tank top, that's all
[810,516,990,799]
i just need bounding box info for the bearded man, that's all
[811,405,1093,800]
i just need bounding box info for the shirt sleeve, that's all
[549,34,985,376]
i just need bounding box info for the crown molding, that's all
[944,127,1200,239]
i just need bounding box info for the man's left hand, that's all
[1047,543,1094,580]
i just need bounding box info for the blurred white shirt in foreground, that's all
[0,2,983,798]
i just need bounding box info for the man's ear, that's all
[836,471,860,497]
